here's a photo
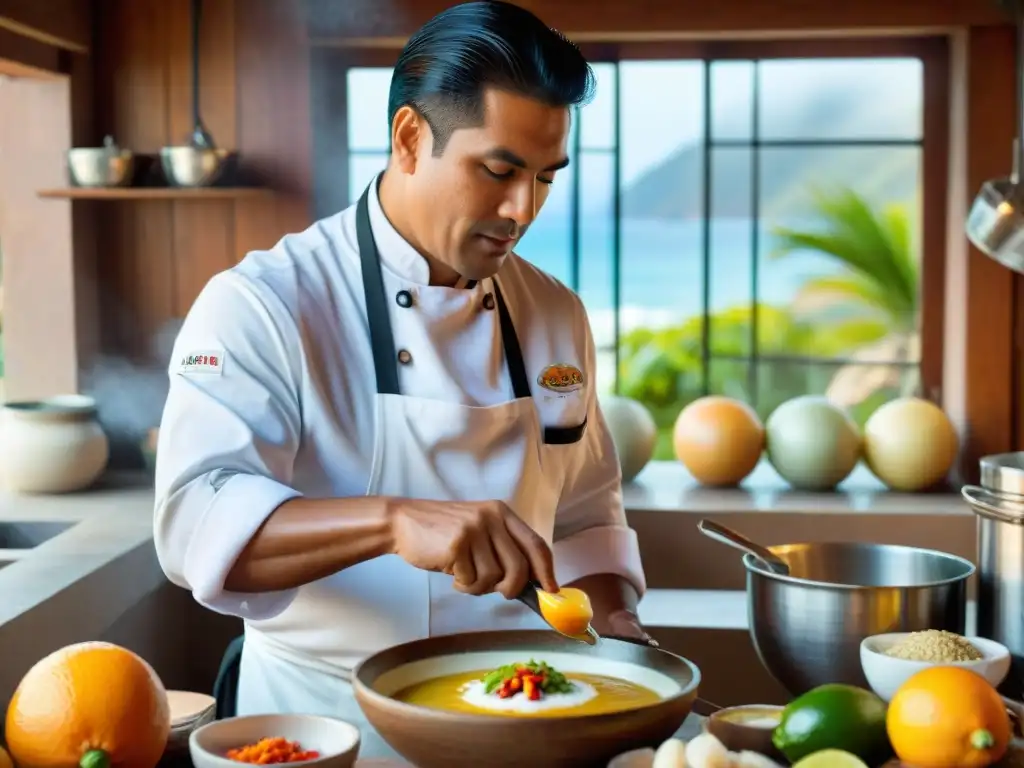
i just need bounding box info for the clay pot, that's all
[0,395,109,493]
[353,630,701,768]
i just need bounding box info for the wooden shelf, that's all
[37,187,275,200]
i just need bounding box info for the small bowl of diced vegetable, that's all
[860,629,1011,702]
[189,713,361,768]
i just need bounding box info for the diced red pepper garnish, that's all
[523,676,538,700]
[490,664,559,701]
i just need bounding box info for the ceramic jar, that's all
[0,395,109,493]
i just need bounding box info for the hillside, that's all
[619,63,922,220]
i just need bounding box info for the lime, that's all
[773,683,891,765]
[792,749,870,768]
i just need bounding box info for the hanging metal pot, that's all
[966,1,1024,269]
[159,0,233,187]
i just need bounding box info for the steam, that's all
[77,318,183,444]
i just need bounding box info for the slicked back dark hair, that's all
[387,1,595,156]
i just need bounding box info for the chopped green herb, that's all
[481,659,575,698]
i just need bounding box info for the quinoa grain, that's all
[882,630,982,662]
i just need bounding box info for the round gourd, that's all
[600,395,657,483]
[863,397,958,491]
[673,396,764,486]
[766,396,862,490]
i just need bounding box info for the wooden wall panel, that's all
[960,25,1018,469]
[0,0,91,53]
[91,0,311,359]
[302,0,1008,43]
[167,0,238,318]
[94,0,175,357]
[234,0,312,253]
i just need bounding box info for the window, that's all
[343,40,942,459]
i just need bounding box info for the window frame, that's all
[318,35,949,411]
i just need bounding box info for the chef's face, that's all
[393,88,571,282]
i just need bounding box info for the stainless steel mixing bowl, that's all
[160,145,231,187]
[67,136,134,187]
[745,542,975,696]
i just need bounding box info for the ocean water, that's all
[515,215,840,338]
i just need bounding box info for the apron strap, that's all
[356,187,401,396]
[492,282,531,400]
[355,181,533,402]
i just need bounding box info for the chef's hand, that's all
[390,499,559,599]
[567,573,658,647]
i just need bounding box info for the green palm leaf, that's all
[769,186,919,329]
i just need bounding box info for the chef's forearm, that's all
[223,496,396,593]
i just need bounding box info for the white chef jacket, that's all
[153,176,646,652]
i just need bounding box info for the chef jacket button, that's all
[482,293,495,310]
[397,349,413,365]
[396,290,413,308]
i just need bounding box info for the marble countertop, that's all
[0,471,156,627]
[0,460,972,638]
[624,460,966,515]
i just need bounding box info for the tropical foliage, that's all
[619,186,919,460]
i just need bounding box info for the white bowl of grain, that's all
[861,630,1011,701]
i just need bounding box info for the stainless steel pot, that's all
[67,135,134,187]
[963,452,1024,698]
[745,542,975,697]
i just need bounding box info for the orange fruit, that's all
[887,666,1011,768]
[6,641,170,768]
[0,746,13,768]
[673,396,764,486]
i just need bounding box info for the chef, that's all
[153,0,649,757]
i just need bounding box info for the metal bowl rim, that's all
[742,542,976,590]
[159,145,232,157]
[67,147,135,158]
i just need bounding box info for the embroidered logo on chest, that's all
[177,349,225,376]
[537,363,585,393]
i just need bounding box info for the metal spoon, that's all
[697,519,790,576]
[516,581,599,645]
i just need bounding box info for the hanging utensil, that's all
[697,519,791,576]
[965,0,1024,270]
[187,0,215,151]
[159,0,231,187]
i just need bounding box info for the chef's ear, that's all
[390,105,423,174]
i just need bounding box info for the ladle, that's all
[965,0,1024,269]
[697,519,790,576]
[188,0,215,150]
[516,581,599,646]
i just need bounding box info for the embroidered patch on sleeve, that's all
[177,349,225,376]
[537,363,585,393]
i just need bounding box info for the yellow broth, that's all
[391,669,662,717]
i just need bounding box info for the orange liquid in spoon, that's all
[535,587,595,637]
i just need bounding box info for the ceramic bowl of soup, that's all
[353,630,701,768]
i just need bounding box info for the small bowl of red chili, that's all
[189,713,361,768]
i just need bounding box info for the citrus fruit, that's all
[773,683,890,764]
[887,666,1011,768]
[673,395,764,486]
[6,641,170,768]
[792,749,869,768]
[0,746,12,768]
